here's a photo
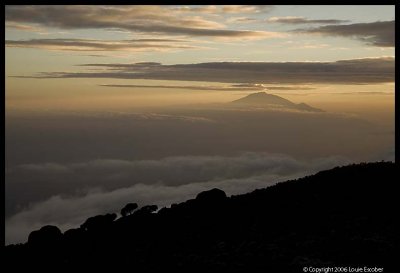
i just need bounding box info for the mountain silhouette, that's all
[5,162,396,272]
[231,92,324,112]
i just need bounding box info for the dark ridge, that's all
[5,162,396,272]
[231,92,324,112]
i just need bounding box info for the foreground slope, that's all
[5,162,397,272]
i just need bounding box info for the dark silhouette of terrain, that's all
[120,202,138,217]
[5,162,397,272]
[232,92,324,112]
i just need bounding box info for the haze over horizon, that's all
[5,5,394,245]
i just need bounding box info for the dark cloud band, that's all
[5,38,200,52]
[268,16,348,24]
[296,20,394,47]
[14,57,394,84]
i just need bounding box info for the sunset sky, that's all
[5,5,394,110]
[5,5,395,245]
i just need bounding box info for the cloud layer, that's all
[6,105,393,219]
[5,5,275,39]
[15,57,394,84]
[267,16,348,24]
[100,83,315,91]
[5,152,351,245]
[297,20,395,47]
[5,38,203,52]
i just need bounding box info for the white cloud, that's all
[5,152,351,245]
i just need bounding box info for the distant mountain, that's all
[5,162,396,272]
[231,92,324,112]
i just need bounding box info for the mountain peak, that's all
[247,91,268,96]
[231,92,323,112]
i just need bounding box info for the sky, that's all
[5,5,395,244]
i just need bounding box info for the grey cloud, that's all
[101,83,315,91]
[5,5,219,29]
[5,153,350,244]
[18,162,71,173]
[6,151,352,218]
[5,106,394,243]
[230,84,315,90]
[5,22,44,32]
[297,20,395,47]
[7,101,389,214]
[5,38,201,52]
[334,91,394,95]
[227,17,259,23]
[172,5,273,14]
[83,54,108,58]
[6,107,392,169]
[100,84,257,91]
[222,5,273,14]
[16,57,394,84]
[77,62,162,69]
[268,16,348,24]
[109,112,216,123]
[112,25,268,38]
[5,5,274,38]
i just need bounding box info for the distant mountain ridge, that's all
[231,92,324,112]
[5,161,396,272]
